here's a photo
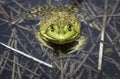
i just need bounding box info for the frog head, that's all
[39,9,81,44]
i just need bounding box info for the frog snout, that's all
[57,31,66,35]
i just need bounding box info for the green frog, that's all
[11,5,88,55]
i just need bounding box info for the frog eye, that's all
[50,24,55,32]
[67,24,72,31]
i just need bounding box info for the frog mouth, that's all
[41,31,79,44]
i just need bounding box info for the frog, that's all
[11,5,88,55]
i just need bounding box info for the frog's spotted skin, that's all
[12,5,88,54]
[39,7,81,44]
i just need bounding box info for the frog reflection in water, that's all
[12,5,88,56]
